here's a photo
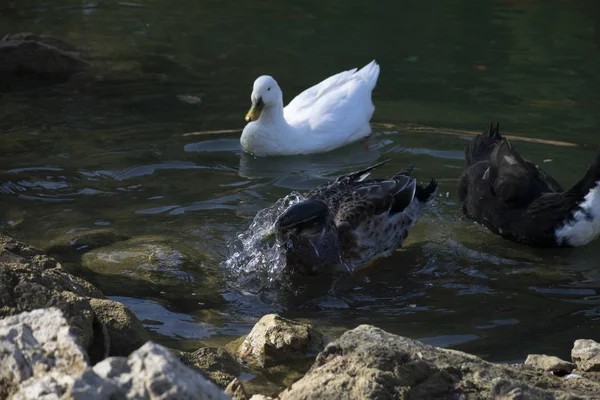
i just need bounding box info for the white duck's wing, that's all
[284,60,380,128]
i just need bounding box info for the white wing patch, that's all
[555,181,600,246]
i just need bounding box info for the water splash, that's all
[222,192,305,291]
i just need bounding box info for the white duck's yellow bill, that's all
[245,99,264,122]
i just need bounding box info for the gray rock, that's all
[572,339,600,372]
[525,354,575,375]
[0,308,88,400]
[69,342,231,400]
[278,325,600,400]
[236,314,324,368]
[89,298,150,357]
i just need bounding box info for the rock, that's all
[278,325,600,400]
[490,379,569,400]
[68,342,231,400]
[45,229,130,261]
[184,347,241,387]
[2,308,230,400]
[237,314,324,369]
[0,33,89,76]
[0,234,149,360]
[0,234,103,348]
[89,298,150,357]
[572,339,600,372]
[249,396,273,400]
[0,308,88,400]
[81,237,196,286]
[525,354,575,375]
[225,378,248,400]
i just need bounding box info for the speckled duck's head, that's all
[273,199,341,275]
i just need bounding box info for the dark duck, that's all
[272,160,437,275]
[458,123,600,247]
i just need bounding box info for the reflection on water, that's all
[1,0,600,368]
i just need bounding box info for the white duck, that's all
[240,60,380,157]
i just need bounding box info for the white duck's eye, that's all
[268,87,271,91]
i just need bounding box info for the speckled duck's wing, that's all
[307,160,391,209]
[333,175,416,230]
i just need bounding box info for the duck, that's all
[271,160,438,275]
[458,123,600,247]
[240,60,380,157]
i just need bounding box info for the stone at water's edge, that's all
[89,298,150,357]
[0,308,232,400]
[236,314,325,369]
[278,325,600,400]
[181,347,242,388]
[572,339,600,372]
[525,354,576,375]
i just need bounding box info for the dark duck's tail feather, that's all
[465,122,502,166]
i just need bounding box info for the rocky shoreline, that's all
[1,234,600,399]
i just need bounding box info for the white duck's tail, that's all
[356,60,380,90]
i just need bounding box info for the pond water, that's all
[2,0,600,379]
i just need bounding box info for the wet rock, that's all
[89,298,150,357]
[0,33,89,75]
[225,378,249,400]
[278,325,600,400]
[572,339,600,372]
[0,308,88,400]
[69,342,231,400]
[525,354,575,375]
[236,314,324,369]
[184,347,241,387]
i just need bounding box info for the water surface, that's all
[1,0,600,374]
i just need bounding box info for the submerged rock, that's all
[236,314,324,369]
[572,339,600,372]
[278,325,600,400]
[81,236,197,286]
[0,33,89,90]
[0,308,88,399]
[525,354,575,375]
[183,347,241,387]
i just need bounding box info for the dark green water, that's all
[2,0,600,377]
